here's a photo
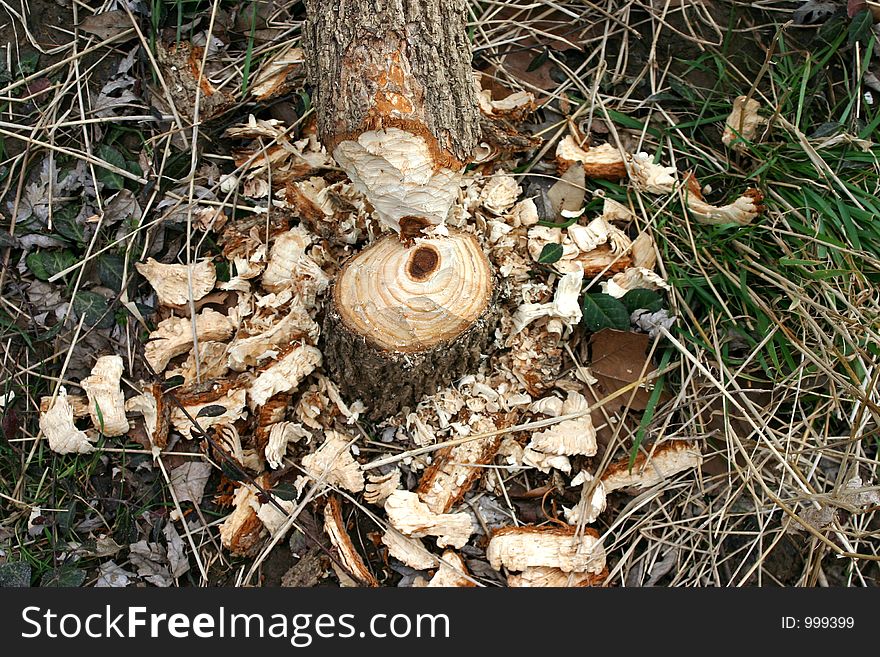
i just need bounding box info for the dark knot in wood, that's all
[399,216,431,244]
[407,245,440,281]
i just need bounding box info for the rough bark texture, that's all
[302,0,479,164]
[323,290,498,421]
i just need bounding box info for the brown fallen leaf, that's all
[79,10,133,41]
[590,329,664,413]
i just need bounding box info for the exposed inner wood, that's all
[333,232,493,353]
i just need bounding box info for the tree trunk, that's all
[304,0,495,420]
[302,0,480,233]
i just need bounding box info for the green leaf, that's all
[848,9,873,46]
[0,561,31,587]
[26,249,78,281]
[97,253,126,292]
[95,144,127,190]
[621,289,663,313]
[72,291,114,329]
[52,204,84,245]
[40,566,86,588]
[581,293,630,332]
[537,242,563,264]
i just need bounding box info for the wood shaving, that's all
[169,385,248,440]
[301,430,365,493]
[722,95,764,151]
[248,343,322,408]
[480,172,522,215]
[365,469,401,506]
[323,496,378,587]
[486,525,606,573]
[39,387,96,454]
[134,258,216,307]
[165,341,230,385]
[417,415,502,514]
[565,471,606,525]
[265,422,309,469]
[261,225,330,304]
[219,483,266,557]
[629,153,678,193]
[507,566,606,587]
[79,356,129,436]
[555,135,627,179]
[125,383,168,453]
[601,441,703,493]
[384,490,474,549]
[424,551,475,587]
[685,175,765,226]
[602,267,671,298]
[381,529,438,570]
[228,299,318,371]
[144,309,234,373]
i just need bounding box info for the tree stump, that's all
[323,231,496,419]
[304,0,494,419]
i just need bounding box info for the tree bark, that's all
[302,0,479,164]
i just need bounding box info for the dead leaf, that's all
[128,540,173,587]
[95,561,134,587]
[168,460,213,505]
[79,10,133,41]
[163,523,191,578]
[590,329,662,412]
[547,162,585,217]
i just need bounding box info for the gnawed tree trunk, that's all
[304,0,497,419]
[303,0,479,233]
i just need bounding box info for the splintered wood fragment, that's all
[40,393,90,418]
[507,566,607,587]
[384,490,474,549]
[303,0,479,233]
[39,387,96,454]
[381,530,438,570]
[365,469,401,506]
[219,483,266,557]
[722,96,763,150]
[169,381,248,440]
[323,231,497,420]
[144,309,234,373]
[323,496,378,587]
[301,430,365,493]
[601,441,703,493]
[417,417,503,514]
[125,383,169,452]
[425,551,475,587]
[80,355,130,437]
[134,258,216,307]
[555,136,627,180]
[629,153,677,193]
[249,45,305,101]
[248,342,322,408]
[684,174,765,226]
[486,525,605,574]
